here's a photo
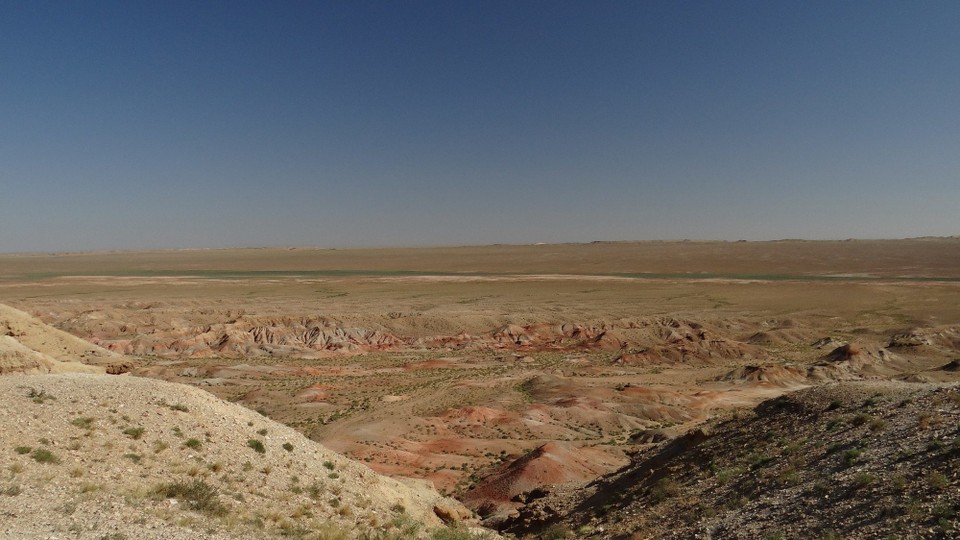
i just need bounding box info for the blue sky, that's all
[2,1,958,251]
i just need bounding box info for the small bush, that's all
[154,480,227,516]
[31,448,59,464]
[14,446,31,455]
[649,477,680,504]
[928,471,949,490]
[169,403,189,412]
[282,442,294,452]
[184,438,202,450]
[26,387,54,404]
[826,400,842,411]
[853,473,875,489]
[538,524,572,540]
[841,448,863,467]
[71,417,95,430]
[123,427,145,440]
[247,439,266,454]
[323,460,335,470]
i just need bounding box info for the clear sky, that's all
[2,1,958,252]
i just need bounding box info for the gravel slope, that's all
[0,373,479,539]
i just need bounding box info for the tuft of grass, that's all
[842,448,863,467]
[31,448,59,464]
[154,480,228,516]
[184,438,202,450]
[323,460,335,470]
[14,446,32,455]
[71,417,95,430]
[123,427,145,440]
[928,471,949,490]
[852,473,875,489]
[247,439,266,454]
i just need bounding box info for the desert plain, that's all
[2,238,959,538]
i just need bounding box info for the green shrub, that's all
[282,442,294,452]
[247,439,266,454]
[71,417,95,430]
[154,480,227,516]
[14,446,31,455]
[649,477,680,504]
[184,438,202,450]
[31,448,59,464]
[122,427,145,440]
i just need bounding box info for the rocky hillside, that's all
[504,381,960,539]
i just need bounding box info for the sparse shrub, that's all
[323,460,335,470]
[31,448,59,464]
[429,527,492,540]
[826,400,842,411]
[184,438,202,450]
[169,403,189,412]
[247,439,266,454]
[2,485,21,496]
[928,471,949,490]
[745,452,774,469]
[852,472,875,489]
[842,448,863,467]
[14,446,31,455]
[123,427,145,440]
[154,480,227,516]
[25,387,54,404]
[257,428,268,436]
[850,413,870,427]
[538,524,572,540]
[868,418,887,432]
[649,477,680,504]
[71,417,95,430]
[282,442,294,452]
[918,413,939,429]
[123,453,142,464]
[328,472,340,479]
[153,440,169,454]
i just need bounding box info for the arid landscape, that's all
[2,239,959,538]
